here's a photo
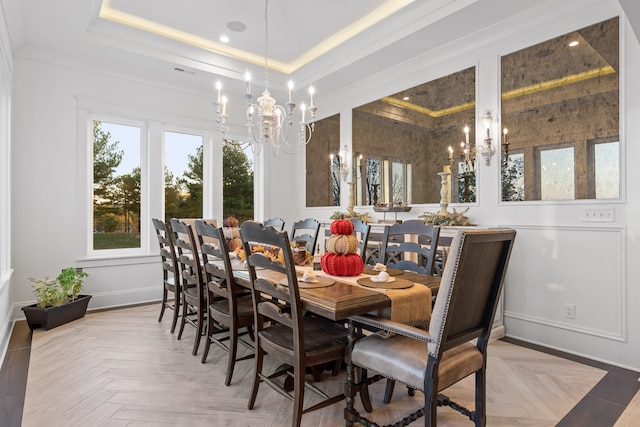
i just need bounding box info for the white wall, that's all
[5,0,640,372]
[299,0,640,371]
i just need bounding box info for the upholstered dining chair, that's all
[152,218,181,333]
[195,219,255,386]
[346,228,517,427]
[350,218,371,263]
[263,216,285,231]
[379,220,440,402]
[290,217,321,253]
[171,218,207,356]
[239,221,348,427]
[381,219,441,275]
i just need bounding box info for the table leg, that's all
[344,319,357,426]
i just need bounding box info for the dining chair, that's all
[263,216,285,231]
[378,221,440,403]
[363,229,384,265]
[170,218,207,356]
[196,219,255,386]
[290,217,321,253]
[381,219,441,275]
[239,221,348,427]
[350,218,371,263]
[346,229,517,427]
[152,218,181,333]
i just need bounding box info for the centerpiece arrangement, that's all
[419,207,475,226]
[234,241,312,266]
[321,218,364,276]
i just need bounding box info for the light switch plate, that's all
[581,208,614,222]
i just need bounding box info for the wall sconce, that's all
[477,111,496,165]
[447,125,476,173]
[330,145,349,181]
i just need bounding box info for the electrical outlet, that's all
[564,303,575,319]
[582,208,614,222]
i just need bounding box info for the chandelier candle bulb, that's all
[309,86,315,107]
[503,127,508,144]
[216,80,222,103]
[244,71,251,94]
[221,95,227,115]
[448,145,453,160]
[288,79,293,103]
[301,103,306,123]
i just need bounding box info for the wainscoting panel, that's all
[503,225,625,341]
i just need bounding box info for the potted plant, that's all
[22,267,91,330]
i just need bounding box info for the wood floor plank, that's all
[20,304,615,426]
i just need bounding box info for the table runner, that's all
[304,267,432,328]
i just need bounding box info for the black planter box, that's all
[22,295,92,330]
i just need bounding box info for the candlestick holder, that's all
[438,171,450,213]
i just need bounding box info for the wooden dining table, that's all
[221,257,440,426]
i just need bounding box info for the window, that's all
[222,140,254,222]
[164,131,203,223]
[594,141,619,199]
[540,147,575,200]
[92,120,141,250]
[502,152,525,201]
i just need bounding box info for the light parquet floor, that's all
[19,304,629,426]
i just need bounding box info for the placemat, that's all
[357,277,414,290]
[279,275,335,289]
[362,265,404,276]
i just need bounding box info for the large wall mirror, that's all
[306,114,340,207]
[501,17,619,202]
[352,67,476,206]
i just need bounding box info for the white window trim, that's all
[76,96,218,263]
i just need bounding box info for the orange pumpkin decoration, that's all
[326,234,358,255]
[321,252,363,276]
[330,218,354,236]
[223,216,239,227]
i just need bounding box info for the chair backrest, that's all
[178,218,218,252]
[350,218,371,263]
[152,218,179,287]
[428,229,516,357]
[290,217,321,253]
[170,218,205,300]
[195,219,241,310]
[263,217,285,231]
[240,221,305,352]
[380,220,440,274]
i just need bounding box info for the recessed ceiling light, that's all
[403,96,410,101]
[220,35,230,43]
[227,21,247,32]
[569,41,579,47]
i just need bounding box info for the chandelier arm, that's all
[214,0,315,155]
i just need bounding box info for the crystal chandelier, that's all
[214,0,316,155]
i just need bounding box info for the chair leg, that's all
[192,308,204,356]
[357,368,373,413]
[170,291,180,334]
[158,288,167,322]
[475,368,487,427]
[225,324,239,386]
[201,308,212,363]
[292,364,305,427]
[248,346,264,410]
[383,379,395,404]
[424,383,437,427]
[177,298,188,340]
